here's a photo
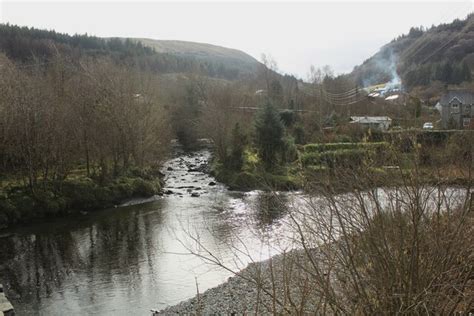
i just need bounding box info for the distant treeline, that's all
[404,60,471,87]
[0,23,244,80]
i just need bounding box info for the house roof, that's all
[350,116,392,124]
[439,90,474,106]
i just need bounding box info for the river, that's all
[0,148,468,315]
[0,148,295,315]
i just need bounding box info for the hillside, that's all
[0,24,260,80]
[349,14,474,91]
[135,39,260,78]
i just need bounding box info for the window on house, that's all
[463,118,471,127]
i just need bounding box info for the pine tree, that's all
[254,103,284,170]
[228,123,246,171]
[442,62,453,83]
[461,61,471,82]
[269,79,283,104]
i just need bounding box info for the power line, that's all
[300,86,367,106]
[322,90,359,100]
[230,106,318,113]
[322,95,366,106]
[323,87,358,97]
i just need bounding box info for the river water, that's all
[0,149,294,315]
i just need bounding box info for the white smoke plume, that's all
[361,47,402,90]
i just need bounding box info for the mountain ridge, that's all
[0,23,262,80]
[347,14,474,91]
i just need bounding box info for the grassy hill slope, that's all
[134,38,261,79]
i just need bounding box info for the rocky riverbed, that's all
[160,147,218,198]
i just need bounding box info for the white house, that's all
[350,116,392,131]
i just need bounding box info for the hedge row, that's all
[303,142,389,153]
[302,149,367,168]
[301,142,392,168]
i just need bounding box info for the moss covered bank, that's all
[0,169,163,230]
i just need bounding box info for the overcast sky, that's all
[1,1,472,78]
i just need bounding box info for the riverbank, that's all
[0,169,164,230]
[156,249,319,315]
[157,184,473,315]
[212,159,471,194]
[211,138,472,192]
[0,140,218,230]
[211,163,301,191]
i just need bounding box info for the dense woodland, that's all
[0,50,178,225]
[2,57,171,183]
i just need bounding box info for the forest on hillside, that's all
[0,24,246,80]
[350,14,474,90]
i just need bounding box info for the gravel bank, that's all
[156,250,322,315]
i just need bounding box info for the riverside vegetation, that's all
[0,56,171,229]
[210,100,473,192]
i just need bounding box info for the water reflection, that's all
[0,201,165,315]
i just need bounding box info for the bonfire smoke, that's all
[362,47,402,90]
[386,51,401,90]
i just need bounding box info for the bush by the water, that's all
[212,162,300,191]
[0,174,162,229]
